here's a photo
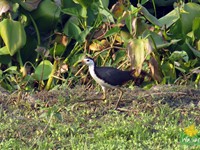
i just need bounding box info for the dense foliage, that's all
[0,0,200,91]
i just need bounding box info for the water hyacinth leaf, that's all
[127,39,152,75]
[99,4,114,23]
[62,7,82,17]
[186,41,200,58]
[131,17,148,37]
[0,19,26,56]
[50,44,66,57]
[33,60,53,80]
[104,26,120,38]
[0,46,10,55]
[3,66,17,73]
[169,51,189,62]
[137,3,162,27]
[101,0,109,8]
[31,0,60,31]
[169,3,200,36]
[18,0,42,11]
[180,3,200,35]
[0,0,10,16]
[63,21,81,40]
[162,61,176,83]
[77,27,93,43]
[73,0,93,8]
[113,50,126,66]
[192,17,200,40]
[143,31,181,49]
[158,6,180,28]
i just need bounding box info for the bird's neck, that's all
[88,64,95,73]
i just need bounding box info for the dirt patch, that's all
[0,85,199,112]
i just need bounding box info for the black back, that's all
[94,67,133,86]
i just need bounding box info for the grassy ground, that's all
[0,85,200,149]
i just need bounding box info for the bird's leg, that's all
[101,86,106,100]
[115,88,123,109]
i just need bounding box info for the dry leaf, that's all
[89,39,110,51]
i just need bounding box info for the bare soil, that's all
[0,85,199,113]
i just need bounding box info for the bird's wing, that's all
[95,67,133,86]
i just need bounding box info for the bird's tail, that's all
[131,69,152,86]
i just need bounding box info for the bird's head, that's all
[82,57,95,67]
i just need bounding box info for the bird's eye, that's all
[86,59,89,62]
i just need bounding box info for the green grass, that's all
[0,86,200,150]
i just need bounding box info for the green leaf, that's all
[192,17,200,39]
[158,7,180,28]
[0,19,26,56]
[186,41,200,58]
[169,51,189,62]
[127,39,152,73]
[143,31,181,49]
[69,53,85,66]
[18,0,42,11]
[112,50,126,66]
[73,0,94,8]
[0,46,10,55]
[104,27,120,38]
[3,66,17,73]
[62,5,86,18]
[33,60,53,80]
[62,7,82,17]
[181,3,200,34]
[137,3,162,27]
[50,44,66,57]
[162,61,176,83]
[77,27,93,43]
[31,0,60,31]
[63,19,81,39]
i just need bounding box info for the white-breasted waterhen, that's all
[82,57,141,109]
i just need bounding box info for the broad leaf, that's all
[33,60,53,81]
[104,27,120,38]
[62,7,82,17]
[169,51,189,62]
[63,20,81,40]
[127,39,152,75]
[137,3,162,27]
[18,0,42,11]
[31,0,60,31]
[162,61,176,83]
[73,0,95,8]
[181,3,200,34]
[192,17,200,40]
[0,19,26,56]
[3,66,17,73]
[143,31,181,49]
[186,41,200,58]
[158,6,180,28]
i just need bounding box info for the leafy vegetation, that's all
[0,0,199,91]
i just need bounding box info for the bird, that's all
[82,57,137,109]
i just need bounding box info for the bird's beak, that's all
[81,59,85,64]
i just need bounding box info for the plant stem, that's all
[45,59,58,90]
